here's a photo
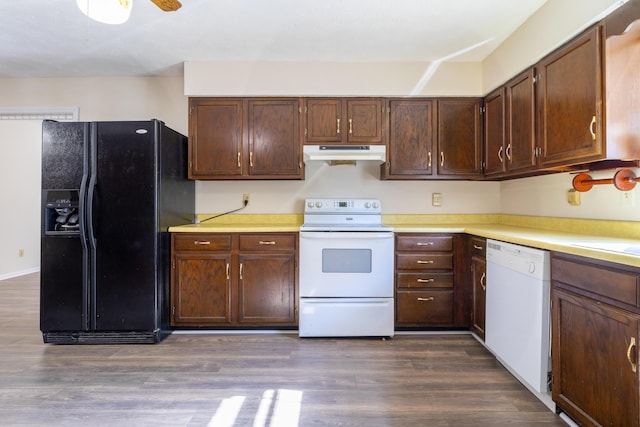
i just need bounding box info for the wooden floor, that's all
[0,273,568,427]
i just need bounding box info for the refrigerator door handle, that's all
[80,123,91,330]
[86,123,99,330]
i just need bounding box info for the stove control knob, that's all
[315,201,323,208]
[372,202,379,209]
[364,202,371,208]
[307,201,314,208]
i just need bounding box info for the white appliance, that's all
[302,145,386,163]
[485,239,553,409]
[299,198,394,337]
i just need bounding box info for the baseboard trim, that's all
[0,267,39,281]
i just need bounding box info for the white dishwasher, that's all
[485,239,552,408]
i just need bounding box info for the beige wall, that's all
[184,61,483,97]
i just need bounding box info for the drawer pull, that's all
[417,278,435,283]
[473,244,483,251]
[193,240,210,245]
[417,260,434,264]
[416,242,434,246]
[417,297,435,302]
[480,272,486,291]
[258,241,276,245]
[627,337,637,373]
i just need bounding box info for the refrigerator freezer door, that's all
[40,121,89,333]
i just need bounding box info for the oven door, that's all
[299,231,394,297]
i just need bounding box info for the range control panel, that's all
[304,198,382,214]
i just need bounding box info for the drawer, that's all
[396,235,453,252]
[396,272,453,289]
[552,257,639,307]
[239,233,296,251]
[470,236,486,258]
[396,291,454,325]
[173,234,232,251]
[396,253,453,270]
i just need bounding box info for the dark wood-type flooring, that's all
[0,273,568,426]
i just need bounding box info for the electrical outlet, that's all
[621,191,635,207]
[432,193,442,207]
[18,248,24,257]
[243,194,250,206]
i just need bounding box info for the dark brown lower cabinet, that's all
[171,232,297,327]
[551,252,640,427]
[469,236,486,340]
[395,233,467,328]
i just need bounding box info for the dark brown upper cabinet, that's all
[382,98,436,179]
[188,97,303,180]
[305,98,384,145]
[536,26,604,169]
[436,98,483,178]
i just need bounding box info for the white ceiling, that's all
[0,0,548,78]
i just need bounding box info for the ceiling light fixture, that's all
[76,0,132,25]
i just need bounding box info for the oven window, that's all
[322,249,372,273]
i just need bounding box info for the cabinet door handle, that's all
[417,260,434,264]
[440,152,445,167]
[589,115,596,141]
[348,118,353,134]
[480,272,486,291]
[498,146,504,163]
[416,242,434,246]
[239,263,244,280]
[417,278,435,283]
[473,244,483,251]
[627,337,637,373]
[249,152,254,167]
[336,118,340,134]
[428,151,432,168]
[193,240,210,245]
[505,143,512,161]
[417,297,435,302]
[225,263,230,280]
[259,240,276,245]
[237,152,241,168]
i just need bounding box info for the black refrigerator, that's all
[40,119,195,344]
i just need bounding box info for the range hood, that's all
[303,145,386,164]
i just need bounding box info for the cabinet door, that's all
[189,98,243,178]
[238,254,296,324]
[552,288,639,427]
[385,99,435,178]
[346,99,384,144]
[172,254,232,325]
[471,256,486,339]
[247,99,302,178]
[537,26,604,168]
[505,69,537,174]
[305,99,342,143]
[436,98,483,177]
[483,88,506,177]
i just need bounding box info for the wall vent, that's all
[0,108,78,121]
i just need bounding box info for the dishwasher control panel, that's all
[486,240,550,280]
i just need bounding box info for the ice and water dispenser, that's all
[44,190,80,236]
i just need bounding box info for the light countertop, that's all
[169,214,640,268]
